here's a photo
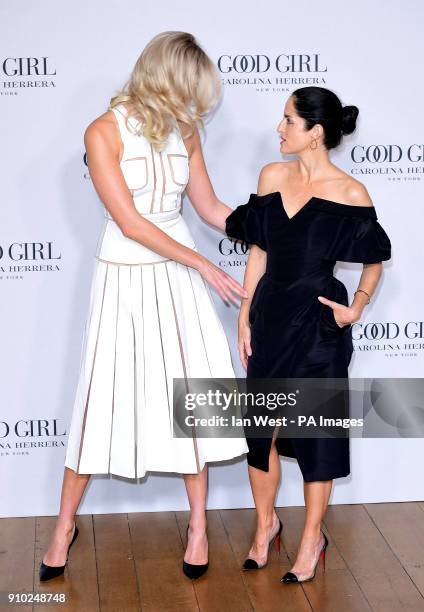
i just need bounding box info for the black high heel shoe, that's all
[281,529,328,584]
[39,522,79,582]
[182,525,209,580]
[242,517,283,570]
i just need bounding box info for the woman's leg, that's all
[182,465,208,564]
[287,480,332,577]
[42,467,90,566]
[246,437,281,563]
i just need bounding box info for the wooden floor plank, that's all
[220,508,311,612]
[34,514,99,611]
[2,502,424,611]
[278,506,372,612]
[0,517,34,612]
[325,504,424,612]
[93,513,140,611]
[129,511,198,611]
[175,510,253,611]
[365,502,424,598]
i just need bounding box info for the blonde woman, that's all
[40,31,248,582]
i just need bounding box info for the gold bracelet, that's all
[354,289,371,304]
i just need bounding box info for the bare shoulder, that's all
[259,160,294,180]
[257,161,295,194]
[84,110,120,151]
[85,110,115,138]
[341,177,373,207]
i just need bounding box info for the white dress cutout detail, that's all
[64,104,248,478]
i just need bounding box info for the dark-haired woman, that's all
[225,87,391,583]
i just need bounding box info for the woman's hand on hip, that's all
[317,296,360,328]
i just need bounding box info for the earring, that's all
[310,138,318,150]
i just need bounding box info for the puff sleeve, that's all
[225,193,271,252]
[324,210,392,264]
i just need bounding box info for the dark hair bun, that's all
[292,87,359,149]
[342,105,359,135]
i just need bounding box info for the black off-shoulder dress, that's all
[225,191,392,481]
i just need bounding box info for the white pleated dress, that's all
[64,104,248,479]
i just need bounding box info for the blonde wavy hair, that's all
[109,31,221,150]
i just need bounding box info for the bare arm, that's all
[346,182,384,318]
[85,113,247,304]
[184,127,233,231]
[351,263,383,317]
[237,166,272,370]
[318,181,384,325]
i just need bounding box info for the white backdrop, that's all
[1,0,423,518]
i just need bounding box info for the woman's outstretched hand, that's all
[317,296,360,328]
[196,257,248,305]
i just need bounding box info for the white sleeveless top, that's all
[95,103,196,264]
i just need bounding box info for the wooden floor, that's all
[2,503,424,612]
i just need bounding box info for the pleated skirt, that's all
[64,257,248,478]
